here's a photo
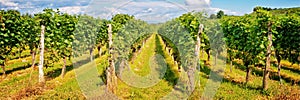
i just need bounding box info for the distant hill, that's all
[253,6,300,15]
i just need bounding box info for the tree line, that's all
[0,8,141,84]
[1,7,299,92]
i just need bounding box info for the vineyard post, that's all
[263,21,272,90]
[298,56,300,67]
[206,49,211,62]
[142,39,145,47]
[38,25,45,83]
[230,60,233,72]
[61,56,67,78]
[1,61,6,76]
[201,47,204,60]
[196,24,204,87]
[275,51,282,84]
[107,24,117,93]
[98,45,102,57]
[196,24,203,58]
[90,46,94,61]
[31,49,36,68]
[197,24,204,63]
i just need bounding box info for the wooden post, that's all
[38,25,45,83]
[31,49,36,68]
[196,24,203,57]
[175,61,178,70]
[206,49,211,62]
[90,46,94,62]
[298,56,300,67]
[263,22,272,90]
[143,40,145,47]
[246,64,251,84]
[196,24,204,87]
[98,46,102,57]
[61,56,67,78]
[230,60,233,72]
[215,52,218,66]
[1,62,6,76]
[107,24,117,93]
[201,47,204,60]
[274,50,282,84]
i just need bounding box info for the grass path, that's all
[117,34,180,99]
[1,33,300,99]
[30,33,180,99]
[127,34,156,76]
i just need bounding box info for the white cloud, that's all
[124,1,186,22]
[19,2,34,9]
[82,0,241,23]
[59,6,87,14]
[208,7,241,15]
[0,0,18,7]
[185,0,210,9]
[81,0,187,22]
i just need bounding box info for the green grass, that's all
[128,34,156,76]
[0,70,36,99]
[117,34,180,99]
[0,55,36,75]
[29,45,109,99]
[9,48,31,60]
[1,34,300,99]
[32,71,85,99]
[188,57,299,100]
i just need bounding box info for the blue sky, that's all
[211,0,300,14]
[0,0,299,23]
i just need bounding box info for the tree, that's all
[0,10,23,76]
[55,12,77,78]
[112,14,134,25]
[157,19,192,71]
[73,15,98,61]
[253,6,264,12]
[217,10,225,19]
[106,14,135,93]
[34,8,62,83]
[209,14,217,19]
[253,6,272,12]
[177,12,211,62]
[21,14,40,69]
[96,19,109,57]
[106,24,117,93]
[274,13,300,84]
[222,14,267,84]
[111,14,135,35]
[254,10,277,90]
[34,9,54,83]
[205,19,225,65]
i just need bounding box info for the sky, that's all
[0,0,299,23]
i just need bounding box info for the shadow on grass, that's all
[199,62,261,91]
[0,62,33,76]
[232,61,246,71]
[199,61,210,75]
[46,53,103,79]
[281,65,300,75]
[231,60,300,86]
[155,35,179,86]
[45,64,74,79]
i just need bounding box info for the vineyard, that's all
[0,7,300,99]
